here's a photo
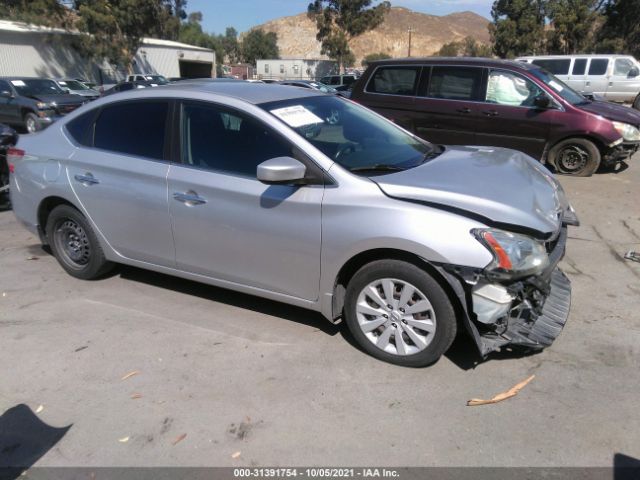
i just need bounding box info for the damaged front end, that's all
[438,221,573,358]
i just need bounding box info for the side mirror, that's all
[0,90,13,98]
[628,67,639,78]
[257,157,307,185]
[534,94,552,109]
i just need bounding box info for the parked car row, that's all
[350,57,640,176]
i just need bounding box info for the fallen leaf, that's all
[130,393,143,399]
[231,451,241,459]
[118,436,130,443]
[74,346,88,352]
[35,405,44,414]
[467,375,535,406]
[172,433,187,445]
[121,370,140,381]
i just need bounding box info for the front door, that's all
[67,100,174,266]
[168,101,323,301]
[606,57,640,103]
[474,69,551,159]
[412,65,485,146]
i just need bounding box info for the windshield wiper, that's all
[349,164,406,173]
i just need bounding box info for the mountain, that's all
[251,7,491,64]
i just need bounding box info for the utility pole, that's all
[407,26,413,57]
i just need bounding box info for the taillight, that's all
[7,148,24,173]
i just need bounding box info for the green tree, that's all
[241,29,279,66]
[489,0,547,58]
[178,12,225,75]
[361,52,391,66]
[597,0,640,58]
[4,0,72,28]
[436,37,492,57]
[546,0,601,54]
[436,41,460,56]
[308,0,390,73]
[73,0,173,71]
[222,27,241,64]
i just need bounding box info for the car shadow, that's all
[445,334,543,370]
[117,265,341,336]
[0,404,71,479]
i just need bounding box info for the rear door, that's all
[355,65,421,132]
[566,58,588,93]
[412,65,484,145]
[167,100,323,301]
[66,100,174,266]
[474,69,551,159]
[584,58,610,97]
[606,57,640,103]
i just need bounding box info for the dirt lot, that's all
[0,156,639,468]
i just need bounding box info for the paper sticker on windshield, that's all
[270,105,324,128]
[11,80,26,87]
[549,80,564,92]
[59,81,67,85]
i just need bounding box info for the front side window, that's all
[367,66,419,96]
[530,68,587,106]
[572,59,587,75]
[532,59,571,75]
[485,70,545,107]
[588,59,609,75]
[94,101,168,160]
[261,95,433,175]
[181,102,294,177]
[426,66,483,101]
[614,58,634,76]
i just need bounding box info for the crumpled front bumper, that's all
[437,227,572,358]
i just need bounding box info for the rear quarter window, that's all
[366,66,420,96]
[65,110,97,147]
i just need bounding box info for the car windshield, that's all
[11,79,66,96]
[59,80,90,90]
[261,95,434,174]
[310,82,337,94]
[530,68,588,105]
[145,75,169,85]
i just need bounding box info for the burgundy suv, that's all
[351,58,640,176]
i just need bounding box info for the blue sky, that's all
[186,0,493,35]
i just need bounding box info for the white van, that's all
[516,55,640,108]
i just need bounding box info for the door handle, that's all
[74,173,99,185]
[482,110,499,117]
[586,81,591,86]
[456,107,472,114]
[173,191,207,206]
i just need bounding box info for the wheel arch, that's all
[331,248,467,328]
[37,195,79,244]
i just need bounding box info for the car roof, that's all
[367,57,540,71]
[517,54,634,59]
[157,81,326,104]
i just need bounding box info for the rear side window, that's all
[367,66,420,96]
[426,66,483,101]
[94,101,168,160]
[65,110,96,146]
[572,59,587,75]
[588,59,609,75]
[531,59,571,75]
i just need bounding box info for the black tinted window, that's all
[0,80,11,92]
[532,59,571,75]
[367,67,419,96]
[572,59,587,75]
[426,66,483,101]
[588,59,609,75]
[65,111,95,146]
[94,101,168,160]
[181,102,293,177]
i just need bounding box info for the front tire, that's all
[633,94,640,111]
[46,205,114,280]
[23,112,39,134]
[344,260,457,367]
[548,138,600,177]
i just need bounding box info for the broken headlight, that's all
[472,228,549,278]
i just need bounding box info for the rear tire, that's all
[344,260,457,367]
[548,138,600,177]
[46,205,114,280]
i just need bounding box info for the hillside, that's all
[251,6,491,64]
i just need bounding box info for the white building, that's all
[0,20,215,84]
[256,58,336,81]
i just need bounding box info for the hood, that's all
[70,89,99,97]
[372,146,566,236]
[30,94,85,105]
[579,100,640,127]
